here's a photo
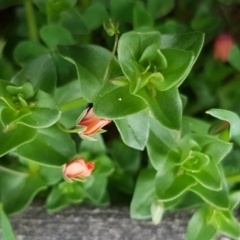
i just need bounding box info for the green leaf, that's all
[0,122,37,157]
[0,204,16,240]
[147,0,174,19]
[228,45,240,71]
[212,210,240,239]
[16,125,76,166]
[110,0,133,23]
[43,0,77,23]
[137,87,182,130]
[156,20,188,34]
[39,165,62,186]
[204,57,233,83]
[183,116,211,135]
[13,41,49,67]
[83,3,108,30]
[54,79,87,128]
[155,165,197,201]
[46,181,84,212]
[92,155,114,177]
[118,30,161,84]
[94,81,147,119]
[114,111,149,150]
[133,2,153,29]
[147,124,175,170]
[130,168,156,219]
[229,191,240,210]
[79,134,106,157]
[161,32,205,64]
[0,80,16,110]
[186,205,217,240]
[110,139,141,174]
[206,108,240,145]
[52,53,77,86]
[84,175,108,203]
[190,182,229,210]
[58,44,121,102]
[157,49,194,90]
[11,54,57,95]
[1,90,61,129]
[60,8,89,35]
[201,139,232,163]
[175,192,204,209]
[186,159,223,191]
[0,168,47,215]
[40,25,74,50]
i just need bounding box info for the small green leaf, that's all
[92,155,114,177]
[110,0,133,23]
[84,175,108,203]
[60,8,89,35]
[130,168,156,219]
[46,181,84,212]
[1,108,31,130]
[79,134,106,157]
[133,2,153,29]
[118,30,161,84]
[0,204,16,240]
[0,122,37,157]
[206,108,240,145]
[228,45,240,71]
[44,0,77,23]
[147,0,174,19]
[2,90,61,129]
[114,111,149,150]
[11,54,57,95]
[40,25,74,50]
[83,3,108,30]
[186,205,217,240]
[94,81,147,119]
[0,80,16,109]
[103,19,119,37]
[13,41,48,67]
[16,125,76,166]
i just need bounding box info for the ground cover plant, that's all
[1,0,240,239]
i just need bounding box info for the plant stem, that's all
[60,98,87,113]
[24,0,38,41]
[103,32,119,82]
[226,174,240,184]
[0,165,28,176]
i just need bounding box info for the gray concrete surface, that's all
[8,202,231,240]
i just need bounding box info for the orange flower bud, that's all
[63,158,95,179]
[77,108,111,135]
[213,34,234,62]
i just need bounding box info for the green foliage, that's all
[0,204,16,240]
[1,1,240,239]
